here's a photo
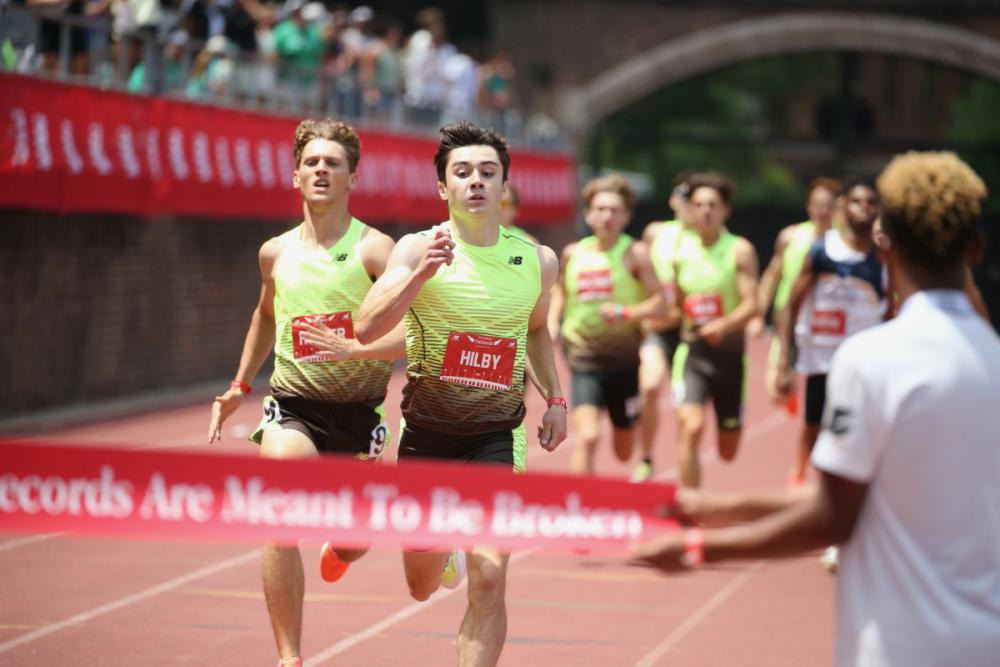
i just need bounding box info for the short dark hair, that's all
[843,177,878,199]
[293,118,361,172]
[688,171,735,206]
[877,151,987,266]
[434,122,511,182]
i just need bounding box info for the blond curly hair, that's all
[877,151,987,264]
[293,118,361,172]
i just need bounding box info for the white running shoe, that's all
[441,548,467,589]
[820,546,839,574]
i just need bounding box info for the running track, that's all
[0,338,834,666]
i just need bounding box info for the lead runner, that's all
[356,122,568,667]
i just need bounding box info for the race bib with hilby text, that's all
[292,311,354,362]
[684,293,723,326]
[440,332,517,391]
[811,309,846,336]
[577,269,613,302]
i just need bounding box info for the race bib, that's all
[291,311,354,362]
[811,309,846,336]
[684,293,723,327]
[577,269,613,302]
[440,332,517,391]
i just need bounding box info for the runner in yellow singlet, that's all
[356,122,567,667]
[549,173,667,477]
[671,172,759,489]
[206,119,403,667]
[633,173,692,482]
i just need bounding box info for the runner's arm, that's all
[776,253,817,368]
[528,245,567,452]
[356,228,454,344]
[546,243,573,339]
[756,225,793,321]
[208,239,280,442]
[618,240,670,323]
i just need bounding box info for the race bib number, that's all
[292,311,354,362]
[440,332,517,391]
[366,421,389,459]
[684,293,723,327]
[577,269,613,302]
[811,309,846,336]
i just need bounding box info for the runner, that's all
[754,178,842,415]
[774,179,884,487]
[549,173,667,476]
[631,150,1000,667]
[206,118,402,667]
[633,173,692,482]
[671,172,759,489]
[355,122,567,667]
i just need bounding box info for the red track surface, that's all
[0,338,834,666]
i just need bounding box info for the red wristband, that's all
[682,527,705,568]
[230,380,251,395]
[620,306,631,322]
[547,396,568,410]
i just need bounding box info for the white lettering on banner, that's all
[60,120,84,174]
[116,126,141,179]
[221,477,356,528]
[363,483,421,532]
[31,113,53,171]
[192,132,213,183]
[234,138,256,187]
[0,468,133,517]
[88,123,113,176]
[145,129,162,180]
[491,492,643,541]
[275,144,295,190]
[429,487,484,535]
[138,473,213,522]
[214,137,235,186]
[10,109,30,167]
[168,128,189,180]
[256,141,276,188]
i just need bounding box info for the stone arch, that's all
[563,11,1000,134]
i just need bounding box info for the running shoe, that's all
[820,545,839,574]
[629,459,653,483]
[277,658,301,667]
[319,542,350,583]
[441,548,467,589]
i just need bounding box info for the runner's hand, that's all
[538,405,567,452]
[414,225,454,282]
[599,303,626,324]
[298,321,359,361]
[697,319,727,346]
[208,389,244,443]
[769,361,794,401]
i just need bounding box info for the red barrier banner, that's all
[0,442,676,552]
[0,74,576,225]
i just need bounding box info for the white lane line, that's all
[0,533,65,553]
[305,548,536,666]
[0,549,259,656]
[630,561,765,667]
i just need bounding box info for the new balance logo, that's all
[508,256,523,265]
[336,253,348,262]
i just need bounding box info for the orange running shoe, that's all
[786,467,808,488]
[277,658,301,667]
[319,542,350,583]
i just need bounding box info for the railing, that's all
[0,4,568,151]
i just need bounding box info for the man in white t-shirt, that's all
[629,151,1000,667]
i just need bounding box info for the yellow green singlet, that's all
[270,218,393,404]
[561,235,647,371]
[773,221,816,315]
[402,225,540,470]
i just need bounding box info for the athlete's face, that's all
[584,191,630,239]
[844,185,879,229]
[438,145,505,219]
[689,186,730,236]
[293,139,356,205]
[806,187,837,226]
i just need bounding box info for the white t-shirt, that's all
[812,289,1000,667]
